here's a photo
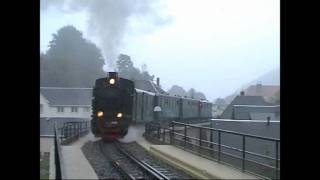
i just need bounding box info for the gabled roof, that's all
[220,95,273,119]
[134,80,167,94]
[40,87,93,106]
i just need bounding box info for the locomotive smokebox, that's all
[109,72,118,79]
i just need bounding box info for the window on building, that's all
[71,107,78,113]
[83,107,90,112]
[40,104,43,113]
[57,107,64,113]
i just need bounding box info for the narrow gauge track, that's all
[99,141,169,180]
[121,142,192,179]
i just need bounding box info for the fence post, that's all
[158,126,160,140]
[171,122,174,145]
[163,127,165,143]
[184,123,187,149]
[54,123,62,179]
[210,123,214,150]
[199,127,202,155]
[218,131,221,162]
[210,128,214,158]
[242,135,246,172]
[276,141,279,179]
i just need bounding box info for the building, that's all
[245,83,279,101]
[224,83,280,104]
[40,87,93,136]
[220,91,280,120]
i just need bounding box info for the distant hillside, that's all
[224,68,280,103]
[244,68,279,87]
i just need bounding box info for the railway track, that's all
[120,142,191,179]
[99,141,171,179]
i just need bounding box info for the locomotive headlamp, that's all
[116,112,123,118]
[97,111,104,117]
[109,78,115,85]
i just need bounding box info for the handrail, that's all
[145,121,280,180]
[54,122,65,179]
[171,121,280,142]
[60,121,89,144]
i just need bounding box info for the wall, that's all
[40,94,92,119]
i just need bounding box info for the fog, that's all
[41,0,170,71]
[40,0,279,100]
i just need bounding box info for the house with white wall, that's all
[40,87,93,136]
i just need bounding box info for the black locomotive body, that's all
[91,72,212,140]
[91,72,134,140]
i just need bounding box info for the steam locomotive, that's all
[91,72,212,140]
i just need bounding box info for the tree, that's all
[194,92,206,100]
[215,98,226,105]
[41,26,106,87]
[268,90,280,104]
[188,88,196,99]
[168,85,187,97]
[116,54,154,81]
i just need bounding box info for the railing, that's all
[145,121,280,179]
[52,121,90,179]
[59,121,90,145]
[53,122,65,179]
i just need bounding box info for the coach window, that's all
[71,107,78,113]
[57,107,64,113]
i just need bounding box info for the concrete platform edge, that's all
[149,146,218,179]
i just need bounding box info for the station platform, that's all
[129,124,260,179]
[54,124,261,179]
[59,133,99,179]
[149,145,261,179]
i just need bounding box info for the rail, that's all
[145,121,280,179]
[115,142,170,180]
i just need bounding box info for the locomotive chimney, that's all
[240,91,245,96]
[156,77,160,86]
[109,72,118,79]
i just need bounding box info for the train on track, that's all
[91,72,212,140]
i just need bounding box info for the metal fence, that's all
[145,121,280,179]
[53,122,65,179]
[53,121,90,179]
[59,121,90,145]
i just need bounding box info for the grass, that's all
[40,154,50,180]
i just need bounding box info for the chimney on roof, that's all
[240,91,245,96]
[156,77,160,86]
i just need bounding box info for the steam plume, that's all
[41,0,171,72]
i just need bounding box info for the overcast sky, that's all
[40,0,280,101]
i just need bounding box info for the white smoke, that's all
[41,0,171,71]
